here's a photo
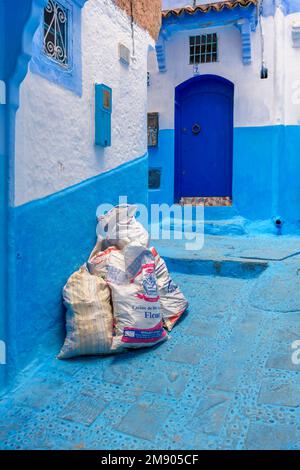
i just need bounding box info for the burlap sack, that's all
[58,265,113,359]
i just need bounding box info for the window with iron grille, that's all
[31,0,82,95]
[189,33,218,64]
[149,169,161,190]
[44,0,69,67]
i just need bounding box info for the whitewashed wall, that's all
[284,12,300,125]
[15,0,153,206]
[148,9,300,129]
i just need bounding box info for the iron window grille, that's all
[44,0,69,67]
[189,33,218,64]
[149,169,161,190]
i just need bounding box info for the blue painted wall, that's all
[262,0,300,16]
[8,154,148,380]
[234,125,300,222]
[162,2,258,33]
[278,126,300,222]
[233,126,279,220]
[0,2,7,387]
[0,0,46,391]
[149,126,300,224]
[149,129,175,206]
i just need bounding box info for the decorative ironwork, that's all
[44,0,69,67]
[190,33,218,64]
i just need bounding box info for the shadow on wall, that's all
[9,155,148,382]
[1,0,50,393]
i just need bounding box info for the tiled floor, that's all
[0,238,300,449]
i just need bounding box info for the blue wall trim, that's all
[238,20,252,65]
[30,0,83,96]
[0,2,6,389]
[161,3,258,36]
[8,154,148,380]
[0,105,7,388]
[262,0,300,16]
[1,0,49,392]
[155,37,167,73]
[149,130,174,206]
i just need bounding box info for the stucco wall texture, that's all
[148,9,300,128]
[15,0,154,207]
[115,0,162,40]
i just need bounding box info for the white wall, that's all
[284,12,300,125]
[15,0,153,206]
[148,9,300,129]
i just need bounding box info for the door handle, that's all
[192,123,201,135]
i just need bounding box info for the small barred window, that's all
[149,169,161,190]
[189,33,218,65]
[44,0,69,67]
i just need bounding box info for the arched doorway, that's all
[174,74,234,202]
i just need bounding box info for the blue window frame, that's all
[30,0,84,96]
[44,0,69,67]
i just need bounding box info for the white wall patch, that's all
[292,22,300,47]
[119,43,131,65]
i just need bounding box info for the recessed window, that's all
[44,0,69,67]
[189,33,218,64]
[149,169,161,190]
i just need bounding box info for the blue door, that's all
[175,75,234,200]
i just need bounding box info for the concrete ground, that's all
[1,231,300,450]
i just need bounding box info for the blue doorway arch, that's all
[174,74,234,201]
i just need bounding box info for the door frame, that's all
[174,74,234,202]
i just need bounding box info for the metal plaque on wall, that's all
[147,112,159,147]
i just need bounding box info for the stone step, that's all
[154,205,245,237]
[164,255,268,279]
[159,216,246,236]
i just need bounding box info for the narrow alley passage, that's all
[1,235,300,450]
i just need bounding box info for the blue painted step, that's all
[157,206,246,236]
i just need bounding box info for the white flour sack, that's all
[107,245,168,351]
[150,247,188,331]
[98,204,149,249]
[58,265,113,359]
[87,237,120,279]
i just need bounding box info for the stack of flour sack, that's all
[58,205,188,359]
